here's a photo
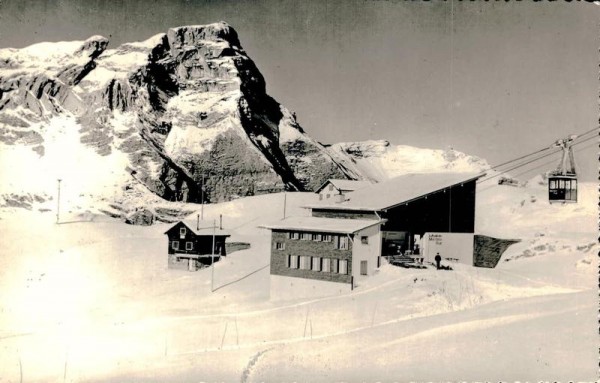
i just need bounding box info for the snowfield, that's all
[0,182,596,382]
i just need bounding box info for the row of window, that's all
[549,179,577,190]
[172,240,193,250]
[319,193,338,200]
[286,255,349,275]
[288,232,332,241]
[286,232,352,249]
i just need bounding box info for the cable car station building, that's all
[262,172,512,298]
[309,172,481,259]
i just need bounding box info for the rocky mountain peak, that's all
[0,23,350,209]
[167,22,241,51]
[76,35,110,59]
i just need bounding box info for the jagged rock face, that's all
[0,22,351,204]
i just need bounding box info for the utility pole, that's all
[211,219,216,292]
[283,190,287,219]
[56,179,62,224]
[201,174,205,220]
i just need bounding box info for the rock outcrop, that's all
[0,22,349,205]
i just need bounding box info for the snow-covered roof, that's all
[164,219,231,236]
[260,216,386,234]
[315,179,374,193]
[307,172,485,211]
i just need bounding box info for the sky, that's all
[0,0,597,181]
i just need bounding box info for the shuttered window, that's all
[299,256,311,270]
[331,258,339,273]
[335,236,348,250]
[339,260,348,275]
[311,257,321,271]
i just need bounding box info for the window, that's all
[186,242,193,250]
[549,180,557,189]
[311,257,321,271]
[300,233,311,241]
[322,258,331,272]
[288,255,299,269]
[360,260,368,275]
[331,258,339,273]
[335,236,349,250]
[326,194,331,199]
[312,233,321,241]
[289,232,299,240]
[339,259,348,275]
[322,235,332,242]
[276,242,285,250]
[172,241,179,250]
[299,256,311,270]
[179,227,186,238]
[329,184,334,191]
[361,236,369,245]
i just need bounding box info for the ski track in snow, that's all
[171,290,589,358]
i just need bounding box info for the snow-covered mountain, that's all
[0,22,490,217]
[0,22,348,206]
[326,140,490,182]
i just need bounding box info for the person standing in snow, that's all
[435,252,442,270]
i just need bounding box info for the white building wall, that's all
[422,232,475,265]
[351,224,382,283]
[318,183,344,202]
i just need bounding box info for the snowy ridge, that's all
[328,140,490,182]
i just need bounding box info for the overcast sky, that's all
[0,0,597,180]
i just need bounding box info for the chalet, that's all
[315,179,373,202]
[261,216,386,297]
[164,217,230,271]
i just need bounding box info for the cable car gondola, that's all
[548,135,578,203]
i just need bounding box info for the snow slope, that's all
[0,179,596,381]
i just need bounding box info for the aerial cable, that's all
[477,135,597,193]
[483,127,598,173]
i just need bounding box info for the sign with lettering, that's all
[428,233,443,245]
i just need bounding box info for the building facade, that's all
[164,219,230,271]
[315,179,373,202]
[310,173,481,258]
[263,217,385,293]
